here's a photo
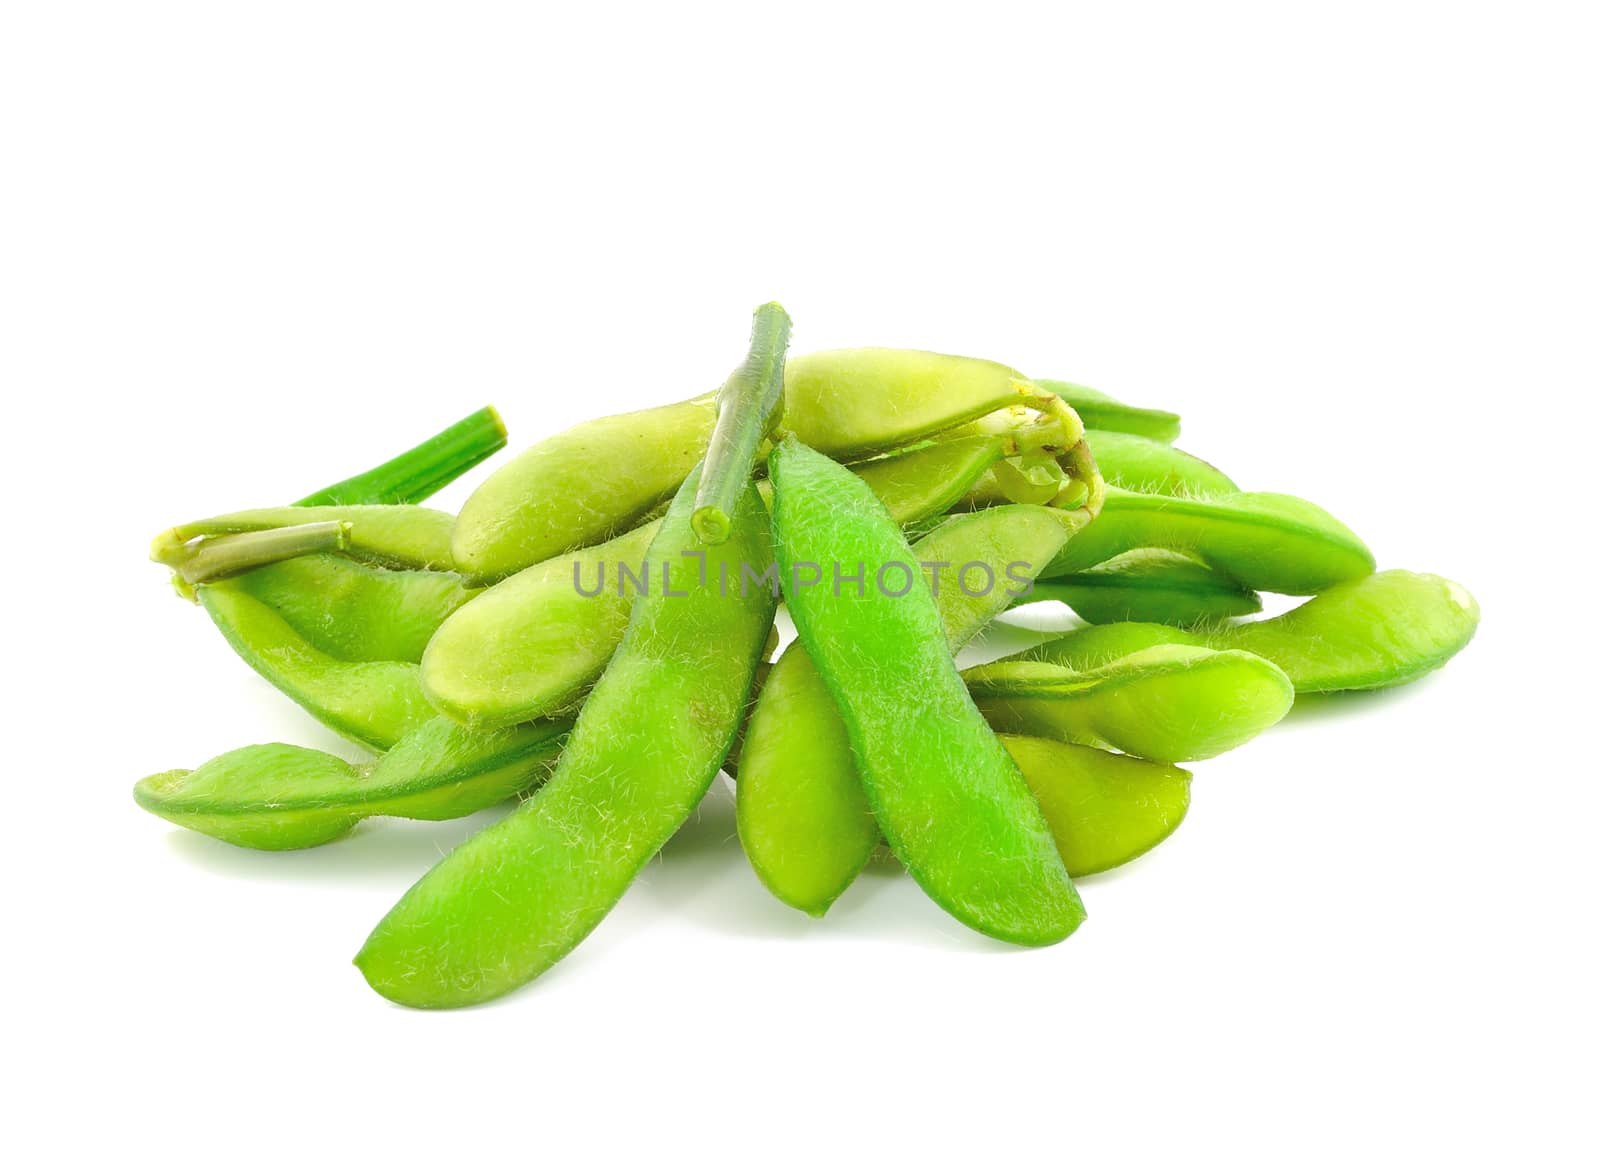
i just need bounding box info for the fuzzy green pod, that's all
[964,645,1294,762]
[1042,488,1375,595]
[357,470,776,1008]
[134,717,568,850]
[420,437,1004,733]
[767,437,1083,946]
[1015,570,1479,693]
[1022,549,1261,626]
[736,503,1082,915]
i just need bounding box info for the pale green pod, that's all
[1082,429,1237,497]
[154,505,457,572]
[451,348,1099,583]
[846,436,1004,526]
[964,645,1294,762]
[198,582,437,752]
[452,396,719,583]
[421,524,659,729]
[1042,488,1375,595]
[133,717,569,850]
[1035,380,1181,442]
[1012,570,1479,693]
[1021,549,1261,626]
[228,554,479,664]
[780,348,1076,459]
[1002,735,1192,877]
[421,437,1004,732]
[736,502,1083,917]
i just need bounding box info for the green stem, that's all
[691,303,791,544]
[167,520,351,586]
[296,406,508,507]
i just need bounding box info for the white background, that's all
[4,3,1597,1145]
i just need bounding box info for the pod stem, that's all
[296,405,508,507]
[161,520,352,586]
[691,303,792,544]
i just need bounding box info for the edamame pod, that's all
[1082,429,1237,497]
[421,437,1002,732]
[1011,570,1479,693]
[357,471,777,1007]
[451,347,1100,582]
[736,504,1083,915]
[768,437,1083,946]
[154,505,457,573]
[133,717,569,850]
[1042,488,1375,594]
[1036,380,1181,442]
[1001,735,1191,877]
[197,582,438,752]
[1021,549,1261,626]
[228,554,479,664]
[963,645,1294,762]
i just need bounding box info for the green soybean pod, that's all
[768,437,1083,946]
[452,394,719,583]
[964,645,1294,762]
[451,348,1096,584]
[1014,570,1479,693]
[419,437,1002,733]
[1000,735,1191,877]
[153,504,458,573]
[197,582,438,752]
[1083,429,1237,497]
[1041,488,1375,595]
[736,503,1082,915]
[133,717,569,850]
[227,554,479,664]
[779,348,1083,461]
[1021,549,1261,626]
[1035,380,1181,442]
[356,472,776,1007]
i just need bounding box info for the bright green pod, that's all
[1035,380,1181,442]
[1013,570,1479,693]
[227,554,479,664]
[1021,549,1261,626]
[768,437,1083,946]
[357,472,776,1008]
[1083,429,1237,497]
[197,582,437,752]
[1042,488,1375,595]
[450,347,1098,583]
[420,437,1003,733]
[736,504,1082,915]
[133,717,568,850]
[1001,735,1191,877]
[154,505,457,573]
[964,645,1294,762]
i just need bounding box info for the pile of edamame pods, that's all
[138,303,1479,1008]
